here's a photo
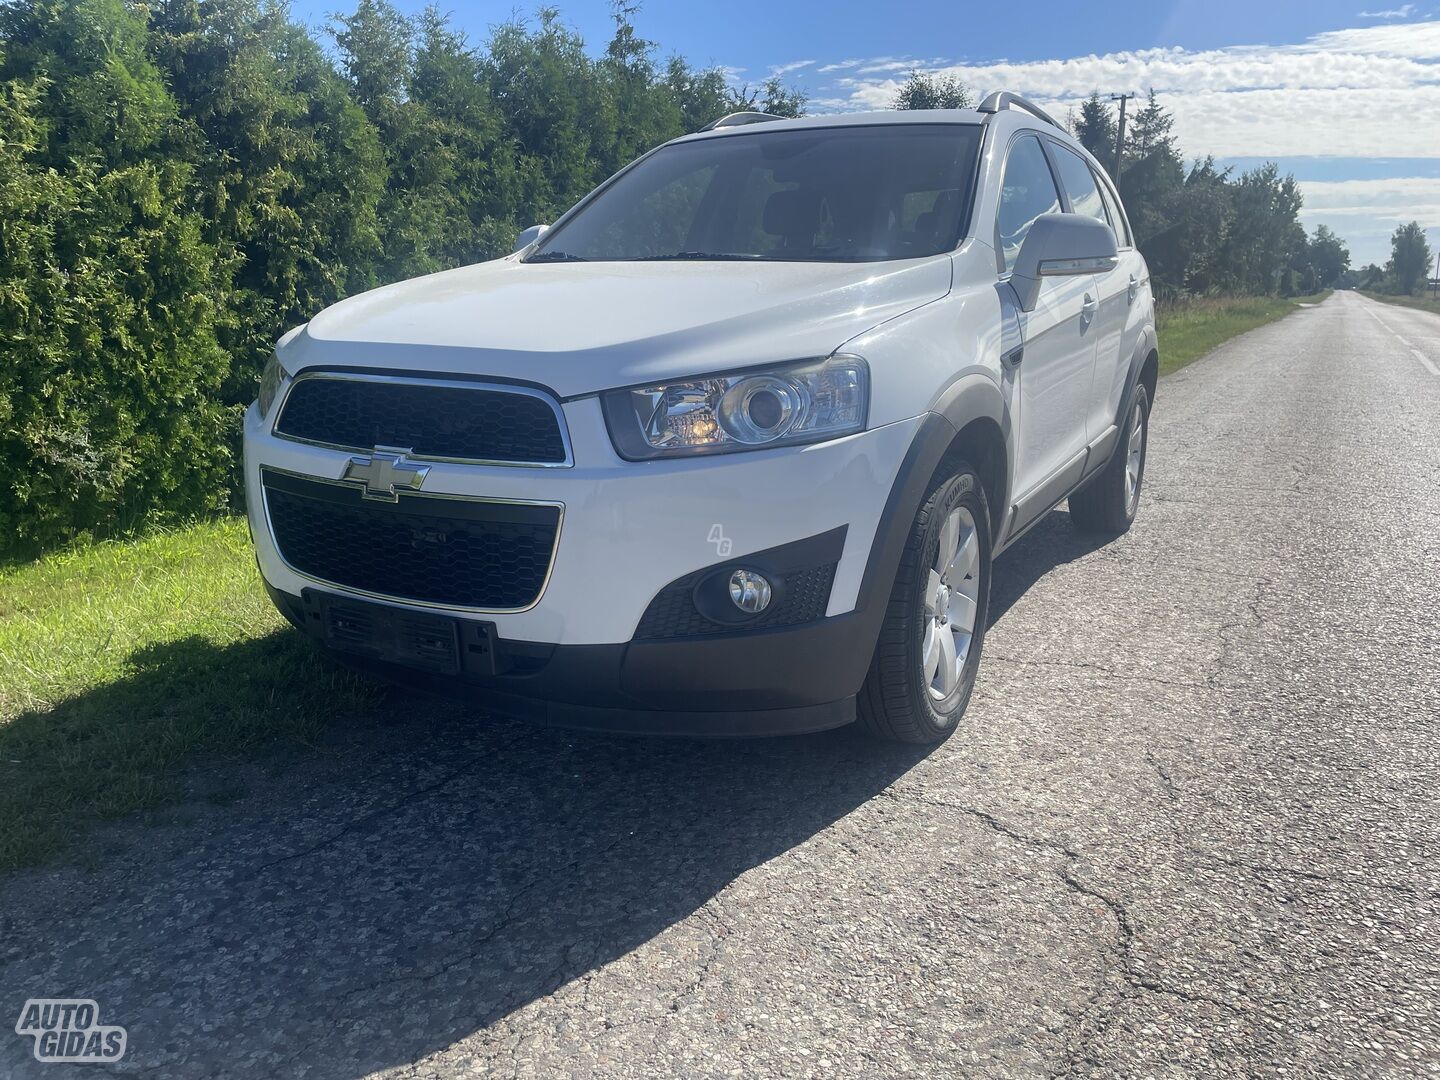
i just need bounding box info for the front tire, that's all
[859,461,992,745]
[1069,384,1149,535]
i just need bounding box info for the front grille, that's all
[275,376,568,465]
[263,470,560,610]
[635,563,836,639]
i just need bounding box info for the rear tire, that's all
[1069,384,1149,535]
[859,461,992,745]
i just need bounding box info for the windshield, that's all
[529,124,983,264]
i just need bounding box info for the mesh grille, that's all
[635,563,836,639]
[264,472,559,610]
[276,377,567,464]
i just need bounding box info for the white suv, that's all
[244,93,1157,744]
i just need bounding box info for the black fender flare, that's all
[844,375,1010,683]
[1116,325,1159,430]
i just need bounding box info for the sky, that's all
[288,0,1440,269]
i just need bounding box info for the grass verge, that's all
[0,519,375,871]
[1360,290,1440,316]
[1156,291,1330,376]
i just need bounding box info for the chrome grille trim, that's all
[271,370,574,468]
[258,465,565,614]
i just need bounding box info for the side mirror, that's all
[514,223,549,254]
[1010,214,1119,312]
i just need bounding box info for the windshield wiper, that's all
[526,250,588,262]
[632,251,766,261]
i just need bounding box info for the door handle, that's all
[1081,294,1097,324]
[1127,274,1140,304]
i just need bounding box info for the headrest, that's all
[763,189,818,236]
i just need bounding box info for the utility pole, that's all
[1432,248,1439,300]
[1110,92,1136,179]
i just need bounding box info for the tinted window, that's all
[1093,171,1131,246]
[1051,144,1109,228]
[530,125,983,263]
[996,135,1061,272]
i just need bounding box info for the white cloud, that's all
[1299,177,1440,264]
[1301,177,1440,222]
[1356,4,1415,18]
[768,59,816,78]
[819,21,1440,158]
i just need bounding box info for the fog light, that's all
[728,570,772,614]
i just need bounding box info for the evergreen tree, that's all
[1124,89,1175,164]
[664,55,731,132]
[599,2,683,175]
[150,0,385,387]
[1073,92,1116,173]
[484,9,607,223]
[0,0,234,549]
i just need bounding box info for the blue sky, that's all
[288,0,1440,268]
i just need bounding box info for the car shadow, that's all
[0,511,1108,1078]
[988,509,1111,628]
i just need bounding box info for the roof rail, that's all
[976,91,1062,130]
[702,111,785,132]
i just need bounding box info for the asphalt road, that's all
[3,290,1437,1078]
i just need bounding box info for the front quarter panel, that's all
[842,243,1012,429]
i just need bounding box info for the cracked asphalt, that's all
[2,290,1438,1078]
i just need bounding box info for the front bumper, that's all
[244,395,923,729]
[265,580,862,735]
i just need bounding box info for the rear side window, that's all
[996,135,1061,272]
[1050,144,1108,228]
[1093,172,1131,247]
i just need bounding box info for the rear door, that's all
[996,133,1094,513]
[1045,141,1128,444]
[1094,170,1149,426]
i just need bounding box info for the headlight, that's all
[257,354,291,419]
[602,355,869,460]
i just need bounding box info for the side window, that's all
[1050,144,1109,229]
[1093,171,1132,247]
[996,135,1062,273]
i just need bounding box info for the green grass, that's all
[0,520,375,871]
[1156,291,1331,376]
[1360,290,1440,316]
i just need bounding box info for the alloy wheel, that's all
[1124,400,1145,515]
[922,506,981,700]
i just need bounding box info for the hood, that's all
[282,255,952,397]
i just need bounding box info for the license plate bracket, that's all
[301,589,476,677]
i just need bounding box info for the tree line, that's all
[0,0,803,553]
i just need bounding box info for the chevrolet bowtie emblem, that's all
[341,447,430,502]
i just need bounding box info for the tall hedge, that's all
[0,0,779,556]
[0,0,234,550]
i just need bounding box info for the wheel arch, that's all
[931,372,1013,545]
[941,416,1008,546]
[1139,347,1159,409]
